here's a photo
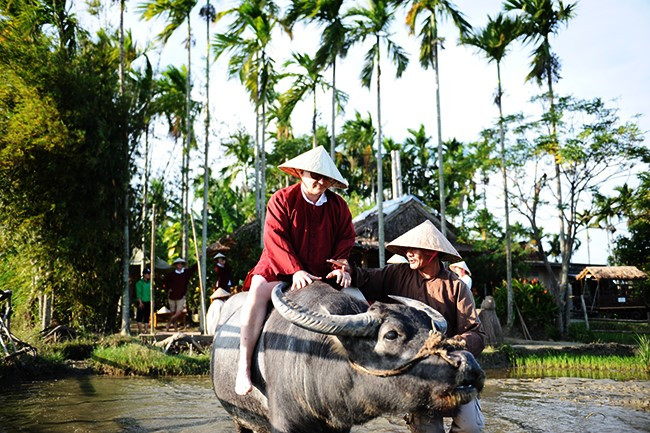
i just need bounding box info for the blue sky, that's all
[114,0,650,265]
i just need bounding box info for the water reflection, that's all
[0,375,648,433]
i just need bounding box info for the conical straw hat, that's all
[278,145,348,189]
[450,261,471,276]
[386,220,461,262]
[387,254,408,264]
[210,288,231,299]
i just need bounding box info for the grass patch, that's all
[91,342,209,376]
[511,352,649,380]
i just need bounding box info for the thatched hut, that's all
[575,266,648,319]
[351,195,470,267]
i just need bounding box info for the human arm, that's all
[264,192,304,276]
[453,283,486,357]
[329,199,356,261]
[350,265,392,301]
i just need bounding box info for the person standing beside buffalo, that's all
[163,257,197,332]
[235,146,356,396]
[135,267,151,335]
[212,253,233,294]
[346,220,486,433]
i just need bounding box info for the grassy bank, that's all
[0,335,210,381]
[2,335,649,382]
[91,343,209,376]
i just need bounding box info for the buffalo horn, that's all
[271,283,380,336]
[388,295,448,335]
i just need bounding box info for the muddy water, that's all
[0,375,648,433]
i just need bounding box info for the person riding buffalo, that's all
[235,145,356,396]
[345,220,487,433]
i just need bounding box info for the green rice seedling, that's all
[636,334,650,370]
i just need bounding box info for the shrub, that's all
[494,278,557,338]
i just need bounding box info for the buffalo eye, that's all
[384,330,399,341]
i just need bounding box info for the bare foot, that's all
[235,367,253,396]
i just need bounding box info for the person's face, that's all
[405,248,436,270]
[217,258,226,266]
[143,273,151,281]
[453,267,466,277]
[175,262,184,271]
[299,170,333,197]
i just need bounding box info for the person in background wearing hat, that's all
[163,257,197,332]
[235,145,356,396]
[450,261,473,292]
[212,253,233,294]
[206,288,231,335]
[135,268,152,335]
[346,220,486,433]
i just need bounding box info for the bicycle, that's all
[0,289,37,360]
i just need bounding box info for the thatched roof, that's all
[576,266,648,281]
[352,195,470,252]
[206,220,260,257]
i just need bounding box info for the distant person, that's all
[206,288,231,335]
[163,257,197,332]
[135,268,151,334]
[213,253,233,293]
[235,145,356,396]
[450,261,473,290]
[348,220,486,433]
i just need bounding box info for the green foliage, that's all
[91,342,210,376]
[0,1,138,332]
[494,278,557,336]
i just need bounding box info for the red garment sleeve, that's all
[263,192,303,276]
[329,199,356,261]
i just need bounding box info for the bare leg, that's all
[235,276,278,396]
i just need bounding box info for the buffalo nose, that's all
[450,350,485,391]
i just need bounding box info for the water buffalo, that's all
[211,281,484,433]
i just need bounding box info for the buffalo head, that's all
[271,282,484,414]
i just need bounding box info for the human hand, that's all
[291,270,321,291]
[326,268,351,288]
[326,259,351,274]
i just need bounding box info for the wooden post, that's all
[580,294,590,331]
[149,205,156,335]
[190,215,207,334]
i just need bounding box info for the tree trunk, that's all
[201,3,211,333]
[330,59,337,159]
[260,52,267,246]
[497,62,514,330]
[546,50,566,335]
[182,15,193,262]
[376,35,385,267]
[142,124,150,273]
[119,0,131,336]
[432,15,446,237]
[312,85,317,148]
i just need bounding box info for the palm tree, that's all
[348,0,408,266]
[197,0,216,334]
[139,0,198,261]
[461,13,520,330]
[213,0,282,244]
[505,0,575,333]
[285,0,351,158]
[403,0,471,237]
[278,52,348,148]
[119,0,130,336]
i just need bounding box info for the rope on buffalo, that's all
[347,331,466,377]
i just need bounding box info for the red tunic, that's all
[251,183,356,282]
